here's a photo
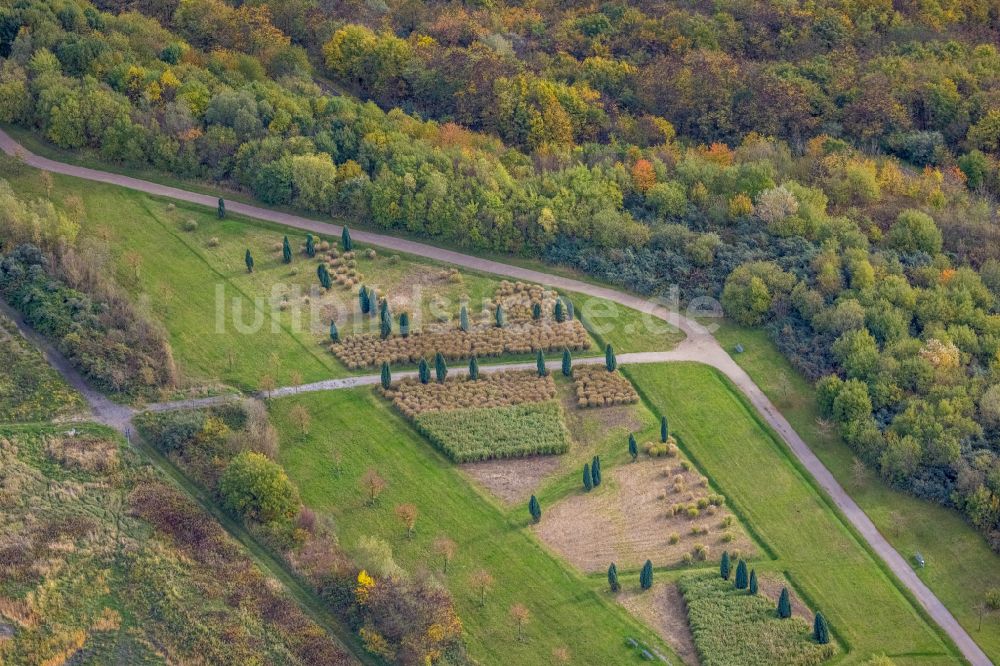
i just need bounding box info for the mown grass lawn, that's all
[710,320,1000,662]
[270,388,677,665]
[625,363,958,664]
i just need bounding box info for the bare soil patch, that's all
[618,583,700,666]
[535,457,756,572]
[757,574,812,622]
[461,455,563,504]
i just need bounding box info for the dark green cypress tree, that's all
[318,264,331,289]
[305,234,315,257]
[628,433,638,461]
[469,356,480,380]
[605,344,617,371]
[607,563,620,593]
[749,569,758,594]
[813,612,830,644]
[536,350,547,376]
[554,299,565,322]
[282,236,292,263]
[459,305,470,332]
[399,312,410,337]
[495,304,505,328]
[244,249,254,273]
[359,286,370,314]
[735,560,748,589]
[640,560,653,590]
[367,288,378,316]
[566,299,575,320]
[777,587,792,619]
[380,361,391,390]
[720,551,731,580]
[418,358,430,384]
[329,321,339,343]
[380,310,392,340]
[341,226,352,251]
[562,349,572,377]
[528,495,541,523]
[660,415,669,443]
[217,197,225,219]
[583,463,593,491]
[531,302,542,320]
[434,352,447,382]
[591,455,601,486]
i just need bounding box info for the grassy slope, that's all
[710,320,1000,661]
[0,315,84,422]
[625,363,956,664]
[270,388,678,665]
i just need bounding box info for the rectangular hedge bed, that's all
[678,573,835,666]
[413,401,570,462]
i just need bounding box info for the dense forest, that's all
[1,0,1000,549]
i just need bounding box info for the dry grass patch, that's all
[618,583,700,666]
[535,457,755,572]
[571,365,639,408]
[332,320,591,369]
[381,370,555,417]
[461,455,564,505]
[492,280,560,321]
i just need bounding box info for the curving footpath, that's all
[0,129,989,665]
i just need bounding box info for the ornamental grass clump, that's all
[571,365,640,408]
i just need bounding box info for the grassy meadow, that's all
[0,315,84,423]
[709,320,1000,662]
[625,363,959,664]
[269,388,679,665]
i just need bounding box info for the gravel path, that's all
[0,128,988,665]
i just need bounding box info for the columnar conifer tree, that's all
[735,560,748,589]
[554,299,565,322]
[380,309,392,340]
[528,495,541,523]
[418,358,430,384]
[244,249,254,273]
[495,304,505,328]
[434,352,447,382]
[217,198,225,219]
[318,264,331,289]
[536,350,547,376]
[358,286,369,313]
[777,587,792,619]
[608,563,620,593]
[605,344,617,371]
[749,569,758,594]
[469,356,480,380]
[562,349,572,377]
[566,300,575,320]
[720,551,731,580]
[341,226,352,251]
[305,234,315,257]
[813,612,830,644]
[629,433,638,461]
[282,236,292,263]
[583,463,593,491]
[661,415,669,443]
[591,455,601,486]
[399,312,410,337]
[531,302,541,320]
[460,305,470,332]
[329,321,339,343]
[640,560,653,590]
[380,361,391,390]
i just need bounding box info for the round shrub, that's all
[219,451,299,524]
